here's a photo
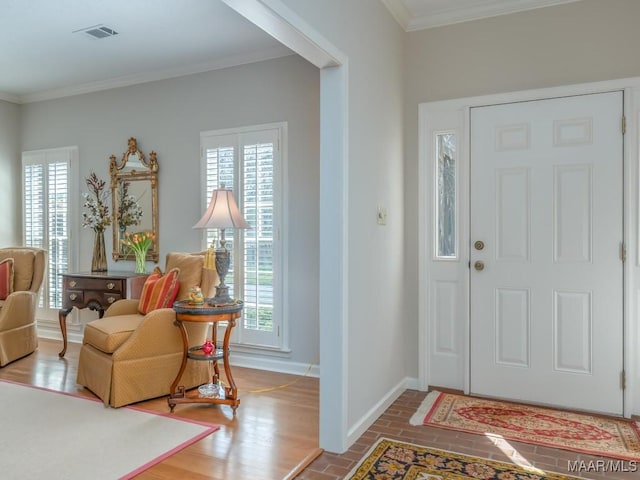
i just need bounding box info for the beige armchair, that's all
[0,247,46,367]
[76,252,218,407]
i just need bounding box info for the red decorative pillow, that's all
[137,267,180,315]
[0,258,14,301]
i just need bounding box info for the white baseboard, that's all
[346,376,418,447]
[37,319,84,346]
[229,352,320,377]
[404,376,420,391]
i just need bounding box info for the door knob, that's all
[474,240,485,251]
[474,261,485,271]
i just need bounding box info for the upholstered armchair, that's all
[76,252,218,407]
[0,247,46,366]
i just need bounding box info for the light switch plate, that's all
[377,207,387,225]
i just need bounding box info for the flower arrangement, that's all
[120,231,155,273]
[82,172,111,233]
[117,181,143,232]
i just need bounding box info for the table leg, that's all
[222,318,238,411]
[168,320,189,412]
[212,322,220,380]
[58,307,73,357]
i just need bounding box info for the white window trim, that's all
[200,122,289,352]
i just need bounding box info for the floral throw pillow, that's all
[137,266,180,315]
[0,258,15,301]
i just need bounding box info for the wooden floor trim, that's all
[283,448,324,480]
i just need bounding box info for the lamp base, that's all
[210,285,233,306]
[211,245,233,305]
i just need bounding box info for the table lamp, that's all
[193,184,249,305]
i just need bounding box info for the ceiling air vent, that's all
[74,25,119,39]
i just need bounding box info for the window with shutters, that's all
[22,147,78,316]
[200,123,286,350]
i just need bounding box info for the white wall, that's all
[0,100,21,245]
[404,0,640,403]
[19,54,320,367]
[278,0,406,450]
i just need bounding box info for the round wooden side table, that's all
[168,299,243,414]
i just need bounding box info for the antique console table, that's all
[168,299,243,414]
[58,271,147,357]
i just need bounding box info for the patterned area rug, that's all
[346,437,581,479]
[410,391,640,461]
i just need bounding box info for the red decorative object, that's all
[0,258,14,300]
[202,340,214,355]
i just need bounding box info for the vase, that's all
[134,252,147,274]
[91,230,107,272]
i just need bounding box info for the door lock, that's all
[474,240,485,251]
[474,261,485,271]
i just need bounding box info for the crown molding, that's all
[383,0,583,32]
[0,92,22,104]
[13,45,293,104]
[379,0,412,31]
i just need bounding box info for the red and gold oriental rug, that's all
[410,391,640,461]
[346,437,582,479]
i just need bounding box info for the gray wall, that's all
[20,54,320,366]
[403,0,640,379]
[0,100,21,245]
[280,0,406,446]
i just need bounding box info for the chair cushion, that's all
[137,267,180,315]
[0,258,14,300]
[0,249,35,291]
[83,314,145,354]
[165,252,205,301]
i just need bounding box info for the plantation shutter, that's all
[242,140,275,333]
[200,125,284,349]
[22,147,76,312]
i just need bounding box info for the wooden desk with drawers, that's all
[58,271,147,357]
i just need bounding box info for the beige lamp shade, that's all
[193,187,249,230]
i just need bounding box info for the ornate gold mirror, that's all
[110,137,159,262]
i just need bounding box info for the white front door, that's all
[469,91,624,415]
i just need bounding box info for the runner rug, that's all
[346,437,581,480]
[410,391,640,461]
[0,380,218,479]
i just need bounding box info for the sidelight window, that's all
[435,132,457,259]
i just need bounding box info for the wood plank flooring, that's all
[0,338,319,480]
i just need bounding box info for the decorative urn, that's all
[202,340,214,355]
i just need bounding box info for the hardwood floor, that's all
[296,390,639,480]
[0,338,319,479]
